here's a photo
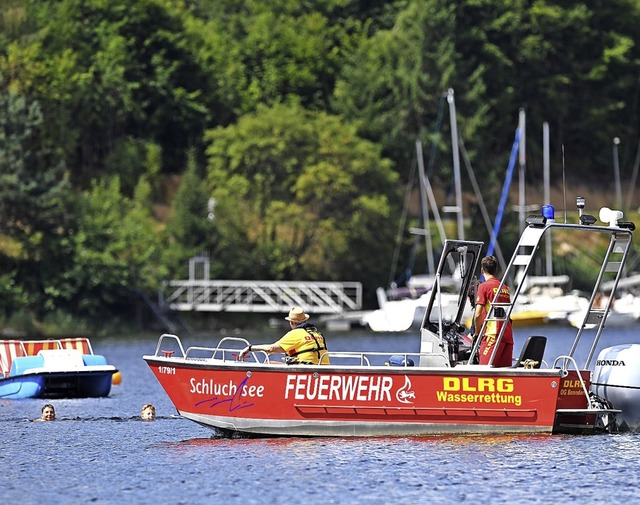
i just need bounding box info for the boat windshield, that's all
[421,241,483,332]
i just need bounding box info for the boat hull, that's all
[0,370,116,399]
[145,356,591,437]
[145,219,638,437]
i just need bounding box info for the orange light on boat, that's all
[112,371,123,385]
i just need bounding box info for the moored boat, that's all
[144,200,639,436]
[362,286,473,333]
[0,337,118,399]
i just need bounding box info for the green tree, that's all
[333,1,463,175]
[0,78,72,317]
[162,148,218,277]
[59,176,164,319]
[0,0,28,48]
[501,0,640,175]
[6,0,213,186]
[333,0,640,247]
[0,85,70,250]
[205,102,400,295]
[189,0,366,116]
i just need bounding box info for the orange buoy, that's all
[112,371,123,385]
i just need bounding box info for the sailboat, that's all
[363,90,474,332]
[485,114,592,326]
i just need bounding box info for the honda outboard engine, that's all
[591,344,640,431]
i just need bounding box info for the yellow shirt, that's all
[277,326,330,364]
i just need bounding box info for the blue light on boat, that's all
[542,204,555,221]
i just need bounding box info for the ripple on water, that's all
[5,330,640,504]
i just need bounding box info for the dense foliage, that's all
[1,0,640,331]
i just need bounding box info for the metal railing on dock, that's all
[160,280,362,314]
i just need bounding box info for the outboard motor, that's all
[591,344,640,431]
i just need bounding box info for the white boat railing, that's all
[151,335,560,371]
[552,354,592,407]
[153,334,186,358]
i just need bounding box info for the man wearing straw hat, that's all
[238,306,330,364]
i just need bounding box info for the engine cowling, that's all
[591,344,640,431]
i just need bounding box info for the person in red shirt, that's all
[472,256,514,367]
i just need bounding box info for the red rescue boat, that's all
[144,201,634,436]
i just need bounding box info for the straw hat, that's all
[285,306,309,323]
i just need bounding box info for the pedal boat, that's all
[0,337,118,399]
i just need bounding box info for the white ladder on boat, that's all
[475,223,633,366]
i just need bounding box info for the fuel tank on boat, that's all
[591,344,640,431]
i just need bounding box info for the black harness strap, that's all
[287,325,327,362]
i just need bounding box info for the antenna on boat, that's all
[562,144,567,223]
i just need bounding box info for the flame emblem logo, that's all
[396,376,415,404]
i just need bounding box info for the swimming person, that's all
[141,403,156,420]
[38,404,56,421]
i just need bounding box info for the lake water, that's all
[3,324,640,504]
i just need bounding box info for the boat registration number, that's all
[159,366,176,375]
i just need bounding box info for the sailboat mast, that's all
[543,121,553,280]
[416,140,436,274]
[518,108,526,232]
[447,89,464,239]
